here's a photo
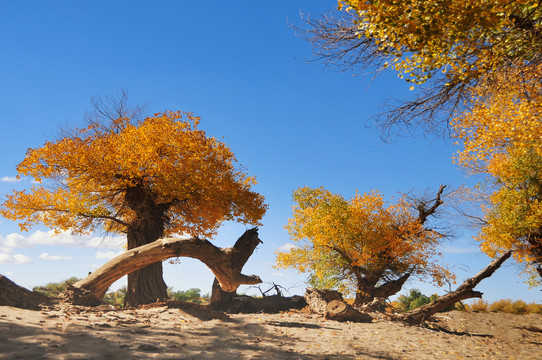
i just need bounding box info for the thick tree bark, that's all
[0,275,54,310]
[126,227,168,306]
[124,185,170,306]
[353,272,411,307]
[67,229,262,305]
[209,228,263,310]
[209,278,236,311]
[397,251,512,324]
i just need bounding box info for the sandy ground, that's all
[1,303,541,360]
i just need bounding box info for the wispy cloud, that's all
[95,251,121,260]
[441,245,480,254]
[39,253,74,261]
[0,253,32,264]
[277,243,298,252]
[269,270,289,277]
[1,176,20,182]
[0,230,125,249]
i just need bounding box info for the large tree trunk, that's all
[124,185,169,306]
[126,227,168,307]
[397,251,512,324]
[352,273,410,307]
[210,278,236,311]
[67,229,262,305]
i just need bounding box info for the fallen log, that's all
[66,229,263,305]
[304,288,344,315]
[325,300,373,322]
[397,251,512,324]
[0,275,54,310]
[226,295,307,314]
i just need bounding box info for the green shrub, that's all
[167,287,208,304]
[103,286,126,307]
[33,277,80,298]
[396,289,435,312]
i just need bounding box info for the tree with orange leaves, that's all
[275,185,451,306]
[0,97,267,306]
[453,65,542,282]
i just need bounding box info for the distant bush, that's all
[167,287,209,304]
[33,277,80,298]
[464,299,541,315]
[396,289,436,312]
[103,286,126,307]
[465,299,488,312]
[526,302,542,314]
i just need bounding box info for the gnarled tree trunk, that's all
[398,251,512,324]
[66,229,263,306]
[209,228,263,310]
[0,275,54,310]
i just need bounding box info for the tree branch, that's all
[69,229,263,303]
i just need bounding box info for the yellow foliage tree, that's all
[275,186,451,306]
[299,1,542,132]
[339,0,541,84]
[453,65,542,281]
[1,107,267,306]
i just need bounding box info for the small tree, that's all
[1,96,267,306]
[276,186,452,306]
[396,289,436,312]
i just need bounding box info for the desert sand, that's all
[1,302,541,359]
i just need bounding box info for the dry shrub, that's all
[525,303,542,315]
[488,299,533,314]
[468,299,489,312]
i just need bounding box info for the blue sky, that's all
[0,1,539,303]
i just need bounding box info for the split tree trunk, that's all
[398,251,512,324]
[209,228,263,310]
[67,229,263,306]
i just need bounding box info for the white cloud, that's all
[1,176,20,182]
[0,253,32,264]
[88,236,125,249]
[0,230,125,249]
[39,253,74,261]
[269,270,286,277]
[277,243,298,252]
[441,245,479,254]
[95,251,121,260]
[0,247,14,254]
